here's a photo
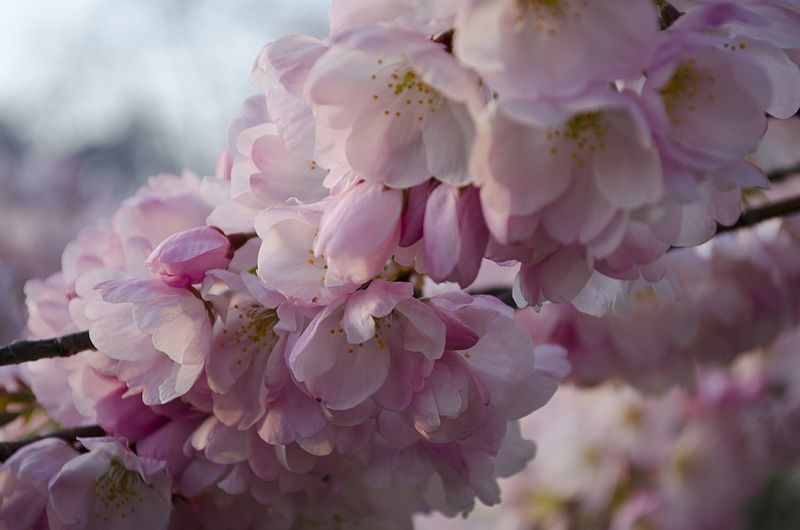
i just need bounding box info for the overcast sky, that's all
[0,1,329,343]
[0,0,329,174]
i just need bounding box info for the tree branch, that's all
[0,331,94,367]
[3,193,800,365]
[432,29,455,54]
[0,425,105,462]
[716,194,800,235]
[470,286,516,307]
[660,5,682,29]
[472,194,800,305]
[226,231,258,251]
[657,1,683,29]
[768,162,800,184]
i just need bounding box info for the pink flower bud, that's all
[146,226,233,288]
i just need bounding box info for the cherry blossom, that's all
[47,438,172,530]
[305,24,486,187]
[145,226,233,288]
[455,0,660,99]
[0,439,77,530]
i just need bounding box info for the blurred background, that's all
[0,0,328,345]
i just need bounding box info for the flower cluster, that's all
[1,438,172,530]
[235,0,800,314]
[417,328,800,530]
[1,0,800,528]
[521,213,800,390]
[2,169,567,528]
[518,116,800,390]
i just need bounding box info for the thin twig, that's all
[470,287,516,307]
[473,194,800,305]
[0,331,94,367]
[432,29,455,54]
[767,161,800,184]
[3,194,800,365]
[716,194,800,235]
[0,425,105,462]
[658,1,683,29]
[226,231,258,251]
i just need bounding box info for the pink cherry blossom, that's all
[111,174,213,250]
[520,218,800,389]
[289,280,444,411]
[641,32,789,186]
[455,0,660,100]
[428,292,568,421]
[47,438,172,530]
[214,92,330,233]
[489,362,781,530]
[200,270,330,445]
[0,439,77,530]
[470,87,672,309]
[54,174,225,405]
[249,34,330,169]
[87,277,212,404]
[305,24,486,187]
[667,1,800,138]
[315,181,403,285]
[255,202,357,304]
[23,273,97,427]
[473,89,663,223]
[422,185,489,288]
[329,0,458,34]
[146,226,233,288]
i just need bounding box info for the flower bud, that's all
[146,226,232,288]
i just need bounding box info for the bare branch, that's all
[767,162,800,184]
[716,194,800,235]
[472,194,800,306]
[0,425,105,462]
[432,29,455,53]
[226,231,258,251]
[3,195,800,366]
[470,286,516,307]
[0,331,94,367]
[659,3,683,30]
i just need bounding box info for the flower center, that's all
[94,460,147,523]
[370,58,441,125]
[546,112,607,169]
[306,248,329,271]
[630,285,659,307]
[659,60,716,126]
[519,0,564,14]
[517,0,588,32]
[330,315,394,353]
[220,303,279,366]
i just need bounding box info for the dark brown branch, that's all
[0,331,94,367]
[470,287,516,307]
[658,1,683,29]
[474,194,800,306]
[226,231,258,251]
[767,162,800,184]
[432,29,455,54]
[0,425,105,462]
[0,412,21,428]
[716,194,800,235]
[4,196,800,364]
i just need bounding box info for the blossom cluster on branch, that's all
[1,0,800,529]
[522,211,800,390]
[9,171,570,528]
[416,323,800,530]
